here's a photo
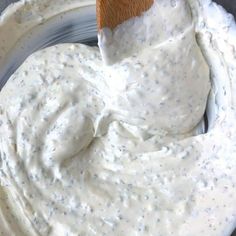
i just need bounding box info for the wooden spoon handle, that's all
[97,0,154,30]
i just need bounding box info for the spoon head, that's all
[96,0,154,30]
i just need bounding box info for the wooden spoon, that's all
[96,0,154,30]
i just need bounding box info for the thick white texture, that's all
[0,0,235,236]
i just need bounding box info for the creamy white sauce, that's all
[0,0,235,236]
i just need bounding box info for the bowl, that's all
[0,1,235,235]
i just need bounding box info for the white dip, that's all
[0,0,235,235]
